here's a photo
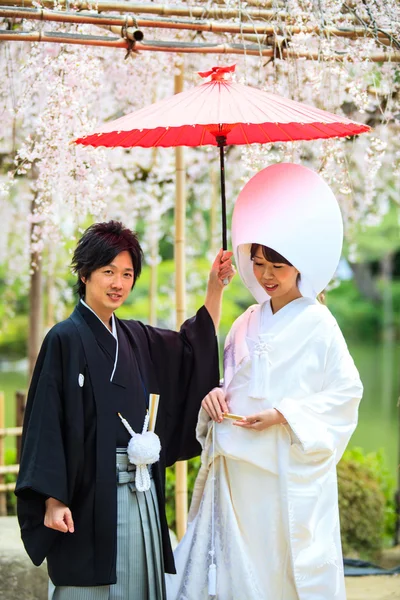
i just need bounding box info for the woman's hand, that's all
[233,408,286,431]
[202,387,229,423]
[44,497,74,533]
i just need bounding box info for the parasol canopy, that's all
[74,64,370,249]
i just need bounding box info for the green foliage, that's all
[0,314,28,359]
[165,457,201,532]
[327,279,400,342]
[327,280,382,341]
[351,201,400,264]
[337,447,396,558]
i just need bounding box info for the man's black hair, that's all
[71,221,143,298]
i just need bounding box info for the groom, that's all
[16,220,234,598]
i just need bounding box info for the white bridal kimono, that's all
[167,297,363,600]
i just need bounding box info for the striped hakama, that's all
[49,450,166,600]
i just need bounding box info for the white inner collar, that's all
[80,298,117,340]
[80,298,119,382]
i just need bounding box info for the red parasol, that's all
[74,64,370,249]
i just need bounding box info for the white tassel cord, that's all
[118,411,161,492]
[208,421,217,597]
[248,335,272,400]
[118,412,135,436]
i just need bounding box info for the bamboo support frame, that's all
[0,482,16,493]
[0,6,394,42]
[0,426,23,437]
[103,24,394,48]
[1,30,399,62]
[0,392,6,515]
[0,0,327,20]
[0,393,25,509]
[0,0,389,29]
[0,464,19,475]
[149,224,158,326]
[174,64,188,541]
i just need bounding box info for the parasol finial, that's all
[198,64,236,81]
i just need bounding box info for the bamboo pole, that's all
[0,392,6,516]
[0,427,23,437]
[0,482,16,493]
[149,218,158,327]
[0,0,389,27]
[242,31,394,47]
[148,148,159,327]
[0,29,128,48]
[0,0,318,20]
[1,31,399,62]
[174,62,188,541]
[0,465,19,475]
[197,0,284,6]
[104,23,393,45]
[0,7,394,41]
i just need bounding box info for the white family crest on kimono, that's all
[166,298,363,600]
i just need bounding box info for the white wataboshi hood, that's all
[231,162,343,303]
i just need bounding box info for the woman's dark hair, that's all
[250,244,293,266]
[71,221,143,298]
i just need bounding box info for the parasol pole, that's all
[216,135,228,251]
[174,62,188,541]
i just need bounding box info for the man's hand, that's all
[202,387,229,423]
[44,498,75,533]
[208,249,235,291]
[233,408,286,431]
[205,250,236,330]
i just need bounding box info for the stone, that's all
[0,516,47,600]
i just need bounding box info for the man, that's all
[15,221,234,599]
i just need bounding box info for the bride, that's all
[167,163,363,600]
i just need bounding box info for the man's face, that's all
[82,250,134,318]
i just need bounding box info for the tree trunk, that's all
[28,196,43,383]
[348,261,382,303]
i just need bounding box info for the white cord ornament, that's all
[248,333,273,401]
[118,411,161,492]
[208,420,217,596]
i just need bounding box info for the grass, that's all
[0,370,27,460]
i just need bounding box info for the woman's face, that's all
[252,246,300,303]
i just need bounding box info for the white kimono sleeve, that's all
[276,323,363,462]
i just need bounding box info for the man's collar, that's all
[80,298,117,340]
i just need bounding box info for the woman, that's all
[167,163,363,600]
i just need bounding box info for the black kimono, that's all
[15,301,219,586]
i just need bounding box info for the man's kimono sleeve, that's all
[15,328,83,566]
[144,305,219,466]
[277,323,363,463]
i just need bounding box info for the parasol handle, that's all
[216,135,227,251]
